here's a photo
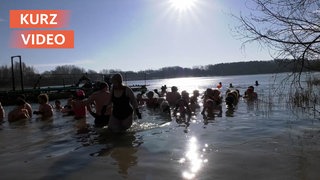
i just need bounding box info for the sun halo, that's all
[169,0,197,11]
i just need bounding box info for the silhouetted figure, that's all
[108,73,142,133]
[244,86,258,100]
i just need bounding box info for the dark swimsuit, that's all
[112,87,133,120]
[91,105,110,128]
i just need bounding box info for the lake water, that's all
[1,73,320,180]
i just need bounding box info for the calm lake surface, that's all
[1,73,320,180]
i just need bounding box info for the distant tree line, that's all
[0,59,319,90]
[124,59,320,80]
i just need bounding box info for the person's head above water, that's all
[111,73,123,87]
[171,86,178,92]
[98,81,109,90]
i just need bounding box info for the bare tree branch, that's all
[234,0,320,77]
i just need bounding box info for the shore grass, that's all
[287,77,320,116]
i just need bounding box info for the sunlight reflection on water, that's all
[1,73,320,179]
[179,136,208,179]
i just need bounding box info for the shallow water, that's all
[1,73,320,180]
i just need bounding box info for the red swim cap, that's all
[76,90,85,97]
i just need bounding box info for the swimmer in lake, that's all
[189,90,200,113]
[136,93,145,106]
[8,98,30,122]
[201,88,222,118]
[145,91,160,108]
[243,86,258,100]
[61,95,74,116]
[108,73,142,133]
[71,90,87,119]
[166,86,181,107]
[54,100,63,111]
[225,89,240,109]
[33,93,53,119]
[160,85,167,97]
[86,81,112,128]
[174,98,191,118]
[17,94,33,118]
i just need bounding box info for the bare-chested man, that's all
[86,81,111,128]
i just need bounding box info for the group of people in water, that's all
[135,81,258,121]
[0,73,142,133]
[0,73,259,133]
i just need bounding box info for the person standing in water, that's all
[71,90,87,119]
[108,73,142,133]
[86,81,112,128]
[166,86,181,107]
[243,86,258,100]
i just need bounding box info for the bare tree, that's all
[234,0,320,82]
[234,0,320,112]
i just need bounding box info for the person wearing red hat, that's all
[71,90,87,119]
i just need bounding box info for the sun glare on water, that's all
[169,0,197,11]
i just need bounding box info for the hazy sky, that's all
[0,0,272,73]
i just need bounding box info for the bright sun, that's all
[169,0,197,11]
